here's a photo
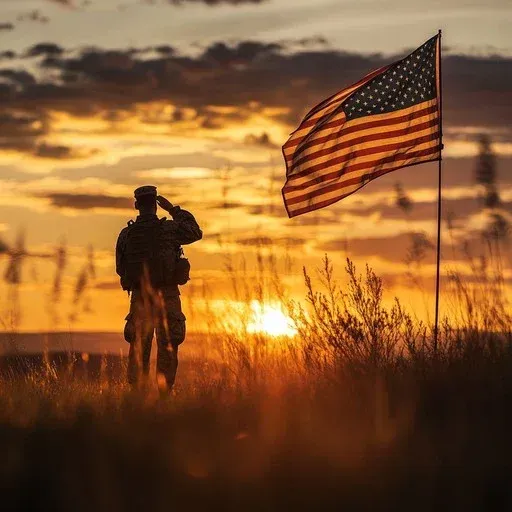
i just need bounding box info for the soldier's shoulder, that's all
[118,222,134,238]
[160,217,176,230]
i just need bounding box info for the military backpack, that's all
[120,217,190,291]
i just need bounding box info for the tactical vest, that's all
[121,217,176,291]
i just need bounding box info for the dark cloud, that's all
[51,0,265,11]
[244,132,277,148]
[202,41,281,66]
[0,23,14,31]
[0,112,45,139]
[34,142,88,159]
[42,193,133,210]
[0,40,510,159]
[0,111,47,156]
[320,222,512,266]
[237,235,306,248]
[145,0,266,5]
[17,11,50,24]
[245,205,285,217]
[0,139,96,160]
[0,51,16,61]
[282,36,329,48]
[237,236,274,246]
[0,109,95,160]
[245,202,359,224]
[1,41,373,137]
[352,197,511,223]
[46,0,75,6]
[26,43,65,58]
[444,54,512,128]
[0,69,37,87]
[319,232,432,262]
[209,201,247,209]
[0,85,13,101]
[154,45,174,56]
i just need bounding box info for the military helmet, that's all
[134,185,157,199]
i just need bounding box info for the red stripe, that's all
[286,131,440,189]
[287,102,438,156]
[284,145,441,206]
[285,156,440,217]
[286,157,438,217]
[283,108,348,149]
[298,93,343,126]
[287,105,345,135]
[290,117,439,174]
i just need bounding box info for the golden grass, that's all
[1,256,512,510]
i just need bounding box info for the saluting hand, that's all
[156,195,174,212]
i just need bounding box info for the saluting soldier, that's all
[115,186,202,391]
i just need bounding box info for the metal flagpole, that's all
[433,29,443,354]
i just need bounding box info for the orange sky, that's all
[0,0,510,333]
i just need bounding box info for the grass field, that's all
[1,258,512,511]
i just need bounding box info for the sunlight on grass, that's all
[1,255,512,509]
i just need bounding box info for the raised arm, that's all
[157,196,203,245]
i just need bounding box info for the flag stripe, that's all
[289,110,438,175]
[284,142,441,204]
[289,121,438,180]
[288,129,439,190]
[286,106,439,186]
[285,131,440,192]
[285,156,440,217]
[284,101,437,160]
[285,149,440,218]
[285,110,348,150]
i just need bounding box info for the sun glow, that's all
[247,301,298,338]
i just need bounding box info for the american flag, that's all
[282,34,441,218]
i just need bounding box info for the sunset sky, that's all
[0,0,510,332]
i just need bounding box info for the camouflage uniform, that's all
[116,196,202,389]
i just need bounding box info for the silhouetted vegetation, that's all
[1,253,512,511]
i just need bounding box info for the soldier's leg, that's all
[140,329,154,377]
[128,331,153,386]
[156,295,186,390]
[126,292,155,386]
[156,338,178,390]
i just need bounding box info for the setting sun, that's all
[247,301,298,338]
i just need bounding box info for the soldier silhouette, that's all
[116,186,202,391]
